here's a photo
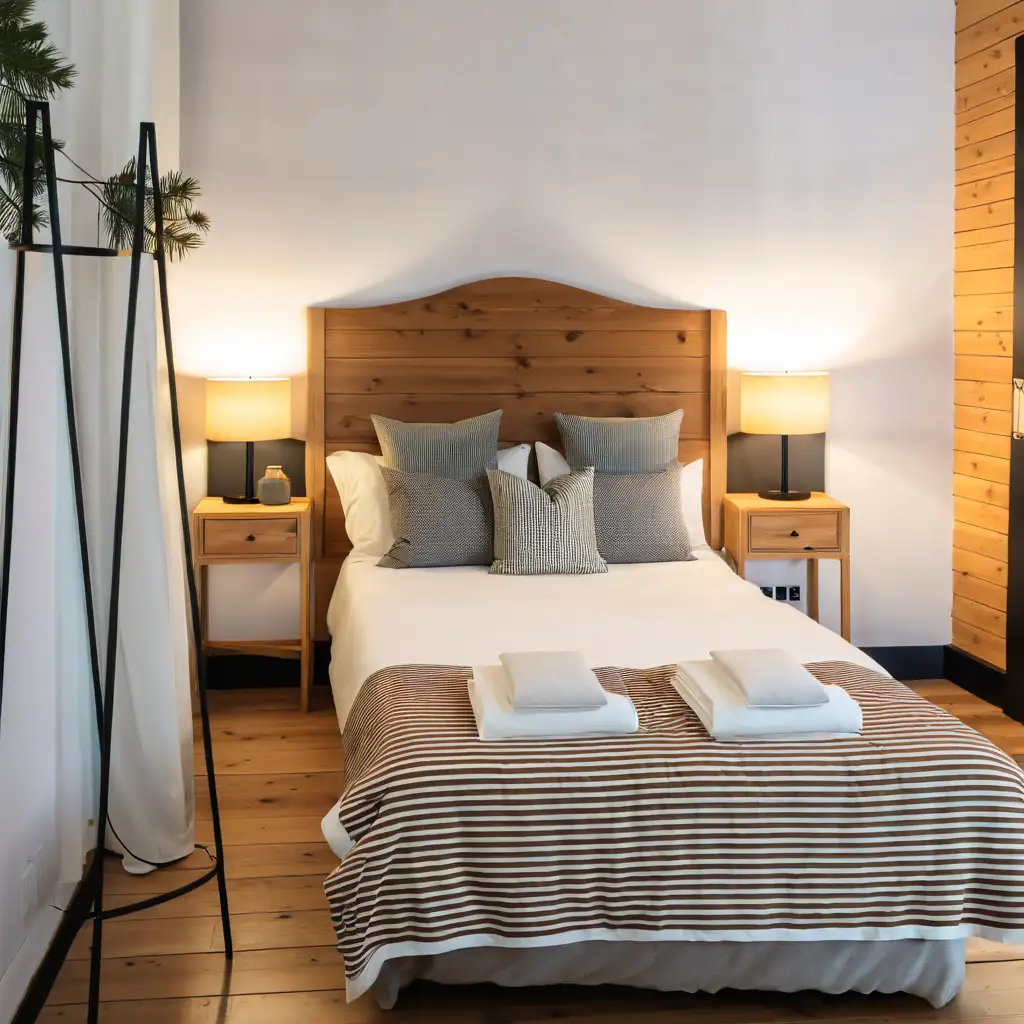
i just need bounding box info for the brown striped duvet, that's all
[324,661,1024,1000]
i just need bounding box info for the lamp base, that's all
[758,489,811,502]
[223,495,260,505]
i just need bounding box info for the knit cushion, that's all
[554,409,683,474]
[487,467,607,576]
[377,467,493,568]
[372,410,501,479]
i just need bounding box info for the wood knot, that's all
[517,357,532,369]
[565,331,583,342]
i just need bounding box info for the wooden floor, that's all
[40,680,1024,1023]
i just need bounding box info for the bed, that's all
[306,279,1024,1008]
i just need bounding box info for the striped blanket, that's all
[324,662,1024,1000]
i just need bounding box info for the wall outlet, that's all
[760,586,773,598]
[788,586,801,602]
[774,586,787,600]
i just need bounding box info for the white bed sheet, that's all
[326,549,883,731]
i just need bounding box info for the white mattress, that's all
[326,549,883,730]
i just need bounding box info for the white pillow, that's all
[680,457,708,549]
[535,441,708,550]
[326,450,394,557]
[536,440,571,488]
[496,443,531,479]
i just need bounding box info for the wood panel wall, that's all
[954,0,1019,670]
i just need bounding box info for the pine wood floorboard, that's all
[43,680,1024,1022]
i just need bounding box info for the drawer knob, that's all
[803,545,814,551]
[790,530,799,537]
[245,533,256,542]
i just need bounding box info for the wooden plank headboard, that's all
[306,278,727,639]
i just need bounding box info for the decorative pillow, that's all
[372,410,501,478]
[536,441,709,551]
[554,409,683,474]
[592,463,695,564]
[326,450,394,557]
[377,444,529,479]
[377,467,493,569]
[487,467,607,576]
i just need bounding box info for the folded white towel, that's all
[499,650,608,711]
[709,648,829,707]
[469,665,638,740]
[672,660,862,742]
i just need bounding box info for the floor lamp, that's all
[0,103,232,1024]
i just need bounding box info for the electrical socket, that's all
[788,586,801,602]
[774,586,787,601]
[759,586,773,598]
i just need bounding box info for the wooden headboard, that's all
[306,278,727,639]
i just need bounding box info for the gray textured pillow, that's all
[554,409,683,474]
[593,462,695,564]
[487,467,607,576]
[372,410,501,478]
[377,467,493,568]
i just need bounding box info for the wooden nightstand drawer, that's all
[202,517,298,556]
[748,511,840,553]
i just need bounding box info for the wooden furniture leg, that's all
[840,555,851,641]
[300,523,312,713]
[807,559,819,623]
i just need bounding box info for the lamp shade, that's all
[739,371,830,436]
[206,378,291,442]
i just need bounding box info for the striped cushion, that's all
[372,410,501,478]
[594,462,695,564]
[377,467,493,568]
[554,409,683,474]
[487,467,607,576]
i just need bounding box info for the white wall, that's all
[178,0,954,647]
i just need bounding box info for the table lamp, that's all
[206,377,291,504]
[739,370,830,501]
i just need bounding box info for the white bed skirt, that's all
[372,937,966,1010]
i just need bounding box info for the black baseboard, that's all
[861,645,945,681]
[12,857,97,1024]
[944,645,1010,717]
[207,643,1023,724]
[205,642,332,690]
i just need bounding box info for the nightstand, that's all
[192,497,314,711]
[723,493,850,641]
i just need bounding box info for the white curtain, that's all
[61,0,194,872]
[0,0,190,1008]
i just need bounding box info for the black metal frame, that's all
[0,105,232,1022]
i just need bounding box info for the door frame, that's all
[1006,35,1024,721]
